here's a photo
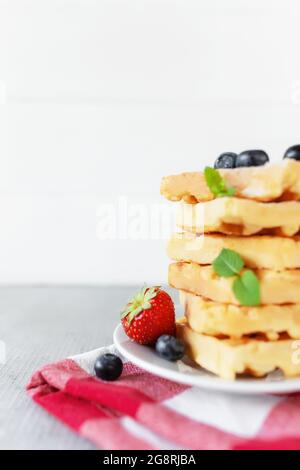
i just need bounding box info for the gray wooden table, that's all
[0,286,154,450]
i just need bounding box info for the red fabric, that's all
[34,388,109,431]
[235,437,300,450]
[27,357,300,450]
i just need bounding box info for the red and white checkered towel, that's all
[27,345,300,450]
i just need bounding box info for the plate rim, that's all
[113,323,300,395]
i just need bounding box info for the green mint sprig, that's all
[212,248,261,306]
[232,270,261,307]
[204,167,236,198]
[212,248,244,277]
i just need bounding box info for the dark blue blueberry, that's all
[236,150,269,168]
[214,152,237,169]
[155,335,185,362]
[235,152,253,167]
[283,145,300,161]
[94,353,123,381]
[251,150,269,166]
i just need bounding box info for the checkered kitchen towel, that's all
[27,345,300,450]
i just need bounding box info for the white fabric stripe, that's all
[164,387,283,438]
[71,345,127,375]
[72,345,283,439]
[121,416,181,450]
[72,346,179,449]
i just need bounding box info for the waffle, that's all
[163,158,300,380]
[177,198,300,236]
[180,290,300,340]
[177,319,300,380]
[169,262,300,305]
[168,232,300,269]
[161,159,300,203]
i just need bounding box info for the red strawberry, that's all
[121,286,175,345]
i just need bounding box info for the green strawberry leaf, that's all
[121,305,132,319]
[143,301,152,310]
[212,248,244,277]
[144,287,159,302]
[120,286,160,324]
[233,270,261,306]
[204,166,236,198]
[128,306,143,324]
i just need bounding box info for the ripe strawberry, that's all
[121,286,175,345]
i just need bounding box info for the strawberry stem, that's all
[120,286,160,325]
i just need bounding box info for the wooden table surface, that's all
[0,286,142,449]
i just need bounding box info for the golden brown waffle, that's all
[180,290,300,340]
[168,232,300,269]
[161,159,300,203]
[169,262,300,305]
[177,199,300,236]
[177,319,300,380]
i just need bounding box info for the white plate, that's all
[114,323,300,395]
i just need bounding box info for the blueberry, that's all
[214,152,237,169]
[235,152,253,167]
[94,353,123,381]
[283,145,300,161]
[155,335,185,362]
[236,150,269,168]
[251,150,269,166]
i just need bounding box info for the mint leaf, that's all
[212,248,261,306]
[204,166,236,198]
[221,186,236,197]
[233,270,261,306]
[212,248,244,277]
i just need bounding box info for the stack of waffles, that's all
[161,159,300,379]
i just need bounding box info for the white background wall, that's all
[0,0,300,284]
